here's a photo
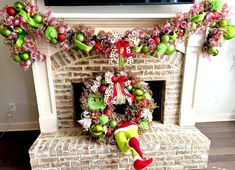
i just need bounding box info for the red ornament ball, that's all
[57,33,66,42]
[99,85,107,93]
[103,107,112,117]
[153,36,161,45]
[6,7,17,16]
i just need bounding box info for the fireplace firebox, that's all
[72,80,165,125]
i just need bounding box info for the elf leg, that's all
[115,126,153,169]
[125,127,143,158]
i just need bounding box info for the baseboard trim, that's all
[196,112,235,122]
[0,121,39,131]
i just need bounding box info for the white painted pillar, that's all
[179,33,205,126]
[32,40,58,133]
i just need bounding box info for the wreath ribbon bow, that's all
[108,31,134,67]
[104,72,135,106]
[116,40,132,57]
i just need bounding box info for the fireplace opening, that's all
[72,80,165,126]
[146,81,165,122]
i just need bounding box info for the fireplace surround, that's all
[29,16,210,169]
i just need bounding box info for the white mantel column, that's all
[179,33,205,126]
[32,40,58,133]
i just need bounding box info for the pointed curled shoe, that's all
[133,158,153,170]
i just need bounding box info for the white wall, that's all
[195,4,235,122]
[0,0,39,131]
[195,38,235,122]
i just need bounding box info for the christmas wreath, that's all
[78,69,155,143]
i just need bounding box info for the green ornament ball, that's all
[12,54,21,62]
[33,13,43,24]
[136,95,144,103]
[155,43,167,55]
[14,2,25,11]
[90,124,104,137]
[219,19,229,28]
[169,32,177,41]
[20,52,30,61]
[14,26,24,34]
[132,46,142,53]
[223,25,235,40]
[127,85,132,91]
[0,27,12,38]
[45,26,58,41]
[99,114,109,125]
[134,89,144,96]
[164,44,176,55]
[161,34,170,43]
[76,33,85,42]
[208,46,219,56]
[50,38,58,45]
[142,46,150,53]
[109,119,117,128]
[191,12,206,23]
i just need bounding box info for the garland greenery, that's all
[0,0,235,70]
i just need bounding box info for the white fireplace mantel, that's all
[32,15,204,133]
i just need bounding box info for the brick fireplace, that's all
[29,18,210,169]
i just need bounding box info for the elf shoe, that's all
[128,137,143,158]
[133,158,153,170]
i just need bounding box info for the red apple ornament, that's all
[153,36,161,45]
[57,33,66,42]
[6,7,17,16]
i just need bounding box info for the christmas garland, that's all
[78,69,155,143]
[0,0,235,70]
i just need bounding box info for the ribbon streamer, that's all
[18,9,42,28]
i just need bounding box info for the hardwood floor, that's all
[196,121,235,170]
[0,130,40,170]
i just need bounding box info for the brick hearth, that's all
[29,122,210,170]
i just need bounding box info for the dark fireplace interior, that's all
[72,81,165,126]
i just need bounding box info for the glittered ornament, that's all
[90,124,104,137]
